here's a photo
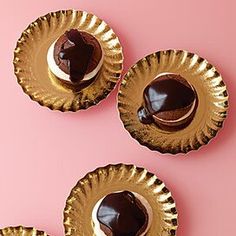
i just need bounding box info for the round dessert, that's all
[47,29,104,85]
[138,73,198,131]
[92,191,153,236]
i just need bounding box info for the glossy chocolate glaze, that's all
[138,74,197,130]
[53,29,102,83]
[97,191,148,236]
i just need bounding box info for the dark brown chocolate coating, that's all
[97,191,149,236]
[53,29,102,83]
[138,74,197,131]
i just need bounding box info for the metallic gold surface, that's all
[64,164,178,236]
[118,50,228,154]
[14,10,123,111]
[0,226,48,236]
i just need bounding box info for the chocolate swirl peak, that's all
[138,74,198,131]
[53,29,103,83]
[97,191,149,236]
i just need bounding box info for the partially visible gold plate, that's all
[64,163,178,236]
[14,10,123,111]
[118,50,228,154]
[0,226,48,236]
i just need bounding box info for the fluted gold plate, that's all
[14,10,123,111]
[118,50,228,154]
[64,164,178,236]
[0,226,48,236]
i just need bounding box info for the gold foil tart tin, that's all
[64,163,178,236]
[0,226,48,236]
[118,50,228,154]
[14,10,123,111]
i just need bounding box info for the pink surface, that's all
[0,0,235,235]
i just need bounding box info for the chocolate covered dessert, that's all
[92,191,152,236]
[138,74,198,131]
[47,29,103,87]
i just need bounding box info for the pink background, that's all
[0,0,235,235]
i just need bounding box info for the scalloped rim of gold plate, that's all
[118,50,228,154]
[13,9,123,111]
[63,163,178,236]
[0,226,48,236]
